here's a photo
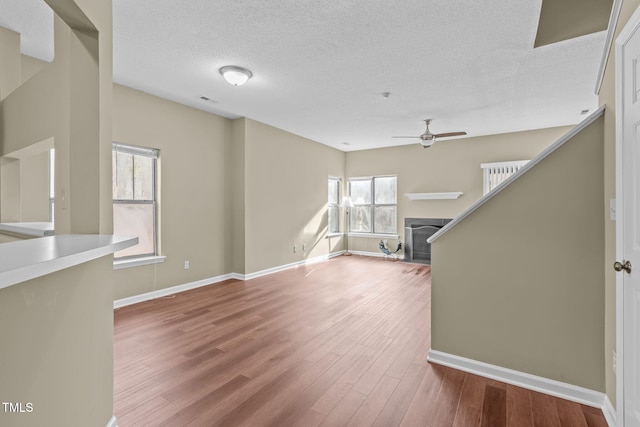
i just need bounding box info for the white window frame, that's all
[327,176,341,236]
[348,175,398,238]
[112,142,163,266]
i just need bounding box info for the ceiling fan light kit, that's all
[393,119,467,148]
[219,65,253,86]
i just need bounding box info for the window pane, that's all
[114,203,155,257]
[114,151,133,200]
[374,206,397,234]
[328,206,339,233]
[374,176,396,204]
[134,155,154,200]
[328,179,339,205]
[350,180,371,205]
[350,206,371,232]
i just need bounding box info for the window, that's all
[112,143,159,258]
[348,176,397,235]
[328,177,341,234]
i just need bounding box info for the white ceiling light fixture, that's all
[219,65,253,86]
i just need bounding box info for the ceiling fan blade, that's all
[434,132,467,138]
[391,136,420,138]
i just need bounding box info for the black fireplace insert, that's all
[404,218,452,264]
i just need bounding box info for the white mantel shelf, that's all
[404,192,463,200]
[0,234,137,291]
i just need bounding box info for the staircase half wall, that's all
[428,108,605,394]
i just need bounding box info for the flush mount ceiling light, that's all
[219,65,253,86]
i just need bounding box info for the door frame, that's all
[615,5,640,425]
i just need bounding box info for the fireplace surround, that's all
[404,218,452,264]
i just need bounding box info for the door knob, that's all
[614,260,632,274]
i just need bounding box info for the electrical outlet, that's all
[184,260,190,270]
[293,245,297,253]
[613,350,617,374]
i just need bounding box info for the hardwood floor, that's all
[114,255,607,426]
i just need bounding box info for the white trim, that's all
[106,415,118,427]
[428,106,606,244]
[348,174,398,181]
[428,350,609,411]
[616,16,626,426]
[603,395,617,427]
[349,250,404,260]
[479,160,530,169]
[240,251,345,281]
[596,0,623,95]
[113,142,158,159]
[113,273,236,308]
[614,7,640,426]
[229,272,245,281]
[113,255,166,270]
[348,232,400,239]
[404,192,463,200]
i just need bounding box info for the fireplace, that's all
[404,218,452,264]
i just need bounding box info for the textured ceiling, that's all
[1,0,606,152]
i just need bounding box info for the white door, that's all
[618,7,640,426]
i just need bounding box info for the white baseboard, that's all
[106,415,118,427]
[428,350,610,415]
[113,251,346,308]
[113,273,236,308]
[349,250,404,260]
[239,251,345,281]
[602,394,617,427]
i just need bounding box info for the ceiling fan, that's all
[393,119,467,148]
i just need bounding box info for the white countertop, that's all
[0,222,54,237]
[0,234,138,290]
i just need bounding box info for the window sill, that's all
[348,232,400,239]
[114,255,166,270]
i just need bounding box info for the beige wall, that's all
[0,257,115,427]
[243,119,345,273]
[345,126,571,254]
[20,55,47,84]
[0,27,20,100]
[19,150,49,221]
[227,118,246,274]
[112,84,230,299]
[431,115,605,391]
[0,138,53,223]
[535,0,613,47]
[0,157,20,221]
[599,0,640,409]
